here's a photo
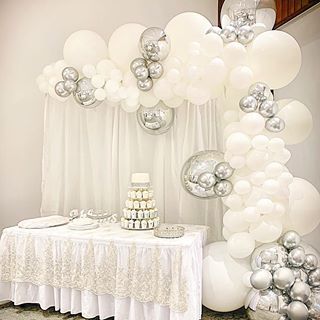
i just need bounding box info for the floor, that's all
[0,303,248,320]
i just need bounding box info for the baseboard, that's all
[0,300,10,306]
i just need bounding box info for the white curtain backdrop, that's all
[41,96,224,240]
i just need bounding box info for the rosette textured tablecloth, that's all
[0,223,207,320]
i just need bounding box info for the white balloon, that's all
[173,81,188,98]
[153,79,174,101]
[240,113,265,135]
[229,66,254,90]
[105,79,120,95]
[257,198,274,214]
[252,135,269,150]
[249,30,301,89]
[223,110,239,124]
[166,68,181,84]
[165,12,212,62]
[268,138,285,153]
[272,148,291,164]
[286,178,320,235]
[234,180,252,195]
[278,172,294,186]
[246,149,269,170]
[91,74,106,88]
[63,30,108,70]
[121,99,139,112]
[200,33,223,57]
[108,23,146,71]
[186,65,202,81]
[249,217,283,243]
[82,64,97,78]
[277,99,313,145]
[250,171,267,186]
[262,179,280,195]
[229,156,246,169]
[243,271,253,288]
[223,122,242,142]
[54,60,67,75]
[139,91,159,108]
[43,64,55,78]
[187,82,210,105]
[223,42,248,68]
[227,232,255,259]
[223,227,233,240]
[94,88,106,101]
[203,242,251,312]
[265,162,284,178]
[110,69,123,82]
[243,207,260,223]
[226,132,251,155]
[223,210,249,233]
[96,59,116,77]
[163,96,184,108]
[223,194,244,211]
[202,58,227,86]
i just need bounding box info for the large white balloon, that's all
[108,23,146,71]
[276,99,313,145]
[203,242,251,312]
[285,178,320,235]
[165,12,212,62]
[227,232,256,259]
[249,31,301,89]
[249,216,283,243]
[63,30,108,70]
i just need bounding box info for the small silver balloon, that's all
[239,95,258,113]
[261,263,273,272]
[290,281,311,303]
[181,150,224,199]
[214,162,234,180]
[237,25,255,45]
[303,254,318,271]
[55,81,70,97]
[250,269,273,290]
[198,172,216,190]
[73,77,101,108]
[308,290,320,319]
[137,77,153,91]
[206,26,222,35]
[133,65,149,81]
[62,67,79,82]
[139,27,170,62]
[280,231,301,250]
[288,247,306,267]
[265,117,285,133]
[148,61,163,79]
[136,102,174,135]
[220,26,237,43]
[260,249,278,264]
[309,268,320,287]
[214,180,233,197]
[292,268,309,283]
[64,79,77,93]
[130,57,147,73]
[259,100,279,118]
[273,267,295,290]
[249,82,272,102]
[286,301,309,320]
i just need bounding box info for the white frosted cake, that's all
[121,173,160,230]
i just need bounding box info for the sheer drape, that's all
[41,97,223,240]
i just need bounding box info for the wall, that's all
[275,5,320,250]
[0,0,218,232]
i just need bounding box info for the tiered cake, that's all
[121,173,160,230]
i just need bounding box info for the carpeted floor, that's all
[0,302,248,320]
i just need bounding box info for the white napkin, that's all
[18,215,69,229]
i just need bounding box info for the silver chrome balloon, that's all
[137,78,153,91]
[139,27,170,62]
[259,100,279,118]
[249,82,272,102]
[292,268,309,283]
[280,231,301,250]
[73,77,101,108]
[239,95,258,113]
[286,301,309,320]
[198,172,216,190]
[309,268,320,287]
[181,150,224,199]
[133,65,149,81]
[308,290,320,319]
[55,81,70,97]
[220,26,237,43]
[288,247,306,267]
[265,116,285,133]
[303,254,318,271]
[214,180,233,197]
[237,25,255,45]
[206,26,222,35]
[136,102,175,135]
[62,67,79,82]
[130,57,147,73]
[64,79,77,93]
[214,162,234,180]
[273,267,295,290]
[148,61,163,79]
[290,281,311,303]
[250,269,273,290]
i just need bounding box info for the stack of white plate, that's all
[68,217,99,231]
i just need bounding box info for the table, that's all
[0,223,208,320]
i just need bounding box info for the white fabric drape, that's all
[41,97,223,240]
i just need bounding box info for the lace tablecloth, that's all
[0,223,208,320]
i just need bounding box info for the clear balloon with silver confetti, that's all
[249,82,272,102]
[136,101,175,135]
[237,25,255,45]
[220,25,237,43]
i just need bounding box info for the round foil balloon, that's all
[73,77,101,108]
[136,101,175,135]
[181,150,225,199]
[139,27,170,62]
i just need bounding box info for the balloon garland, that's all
[36,2,320,318]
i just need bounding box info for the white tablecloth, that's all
[0,223,208,320]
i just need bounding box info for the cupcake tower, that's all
[121,173,160,230]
